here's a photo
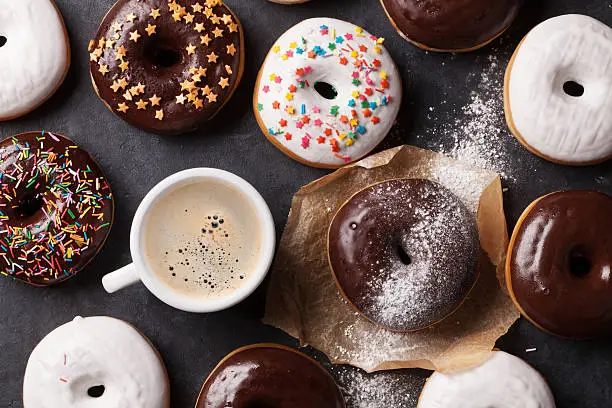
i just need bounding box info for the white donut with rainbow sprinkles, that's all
[254,18,402,168]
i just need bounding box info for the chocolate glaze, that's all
[509,191,612,339]
[328,179,479,332]
[0,132,114,286]
[381,0,521,51]
[90,0,243,135]
[196,345,345,408]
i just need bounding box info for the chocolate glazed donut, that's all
[507,191,612,339]
[195,344,345,408]
[380,0,522,52]
[328,179,480,332]
[89,0,244,135]
[0,131,114,286]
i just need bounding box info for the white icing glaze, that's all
[23,316,170,408]
[255,18,401,167]
[0,0,70,120]
[418,351,556,408]
[507,14,612,163]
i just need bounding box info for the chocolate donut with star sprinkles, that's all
[0,131,114,287]
[89,0,244,135]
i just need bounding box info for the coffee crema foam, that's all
[143,180,263,299]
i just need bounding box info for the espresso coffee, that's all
[143,180,263,299]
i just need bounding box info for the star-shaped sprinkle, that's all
[118,78,128,89]
[219,77,229,88]
[117,45,127,57]
[212,27,223,38]
[187,91,198,102]
[192,3,203,12]
[203,7,213,18]
[150,8,161,19]
[98,64,109,75]
[119,60,130,72]
[110,81,121,92]
[228,22,238,33]
[180,80,196,92]
[272,101,280,109]
[193,98,204,109]
[207,52,218,63]
[149,95,161,106]
[221,14,233,25]
[136,99,149,110]
[106,39,116,49]
[198,66,208,76]
[210,15,221,25]
[111,22,123,31]
[225,65,232,75]
[117,103,129,113]
[205,0,220,7]
[123,90,133,101]
[226,44,236,56]
[126,13,137,23]
[129,31,141,42]
[194,22,206,33]
[206,93,217,103]
[176,94,187,104]
[201,85,212,95]
[134,82,145,94]
[192,73,201,82]
[145,24,156,36]
[272,45,280,53]
[155,110,164,120]
[98,38,106,49]
[200,35,211,46]
[186,44,197,55]
[184,13,195,24]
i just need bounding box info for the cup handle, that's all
[102,263,140,293]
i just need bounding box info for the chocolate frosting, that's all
[381,0,521,51]
[509,191,612,339]
[196,345,345,408]
[89,0,243,135]
[328,179,479,332]
[0,132,114,286]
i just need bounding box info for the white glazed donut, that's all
[417,351,556,408]
[23,316,170,408]
[0,0,70,121]
[254,18,402,168]
[504,14,612,165]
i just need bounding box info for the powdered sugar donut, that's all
[23,316,170,408]
[254,18,402,168]
[0,0,70,121]
[418,351,556,407]
[505,15,612,165]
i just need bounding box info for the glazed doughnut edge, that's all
[0,0,71,122]
[326,178,482,333]
[193,343,342,407]
[503,30,612,166]
[377,0,513,53]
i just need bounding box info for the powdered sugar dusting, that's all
[431,53,516,183]
[332,365,426,408]
[329,179,479,332]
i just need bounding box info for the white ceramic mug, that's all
[102,168,276,313]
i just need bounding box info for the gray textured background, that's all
[1,0,611,407]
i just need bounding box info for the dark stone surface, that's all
[0,0,610,407]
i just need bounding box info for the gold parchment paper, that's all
[263,145,520,373]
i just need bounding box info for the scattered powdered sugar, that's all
[331,365,425,408]
[432,53,517,183]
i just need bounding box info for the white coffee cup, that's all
[102,168,276,313]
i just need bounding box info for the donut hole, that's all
[314,81,338,100]
[0,36,7,48]
[87,385,105,398]
[563,81,584,97]
[396,245,412,266]
[569,249,592,277]
[144,41,182,70]
[13,194,43,219]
